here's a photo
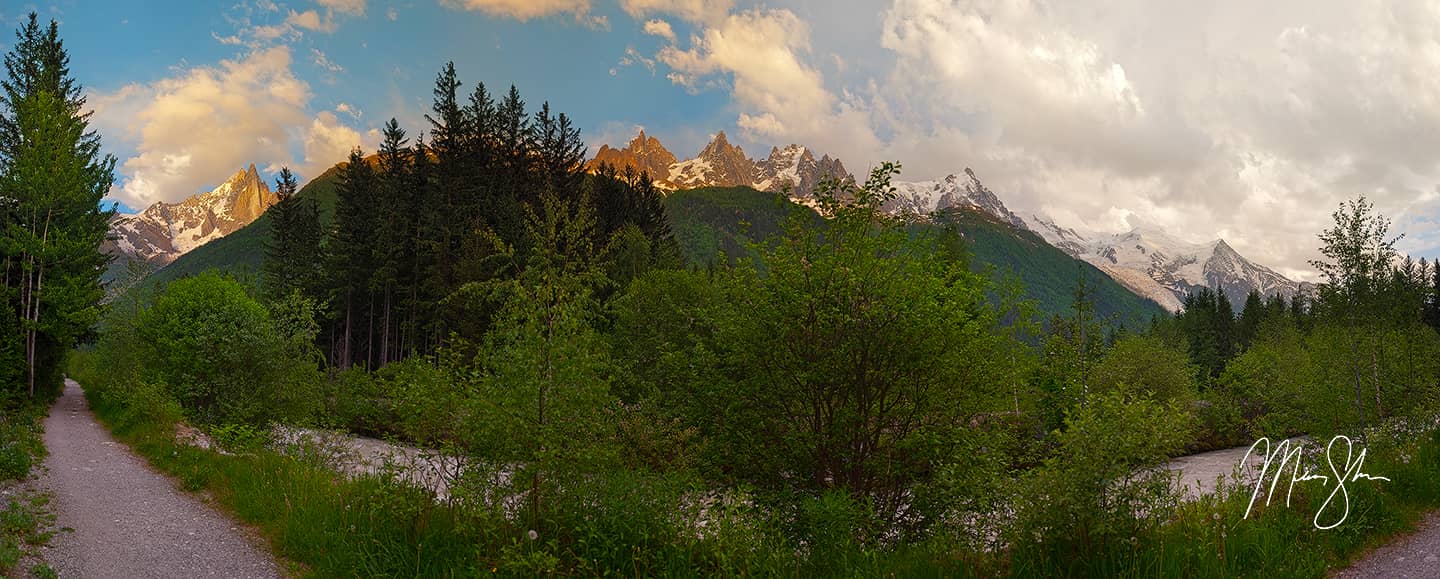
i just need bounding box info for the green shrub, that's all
[1011,391,1194,558]
[135,272,319,426]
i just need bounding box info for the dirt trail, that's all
[35,379,281,578]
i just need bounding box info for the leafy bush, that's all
[135,272,320,426]
[1011,391,1194,557]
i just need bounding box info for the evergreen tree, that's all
[262,167,323,302]
[0,13,115,399]
[328,148,380,368]
[374,119,410,366]
[1236,290,1265,351]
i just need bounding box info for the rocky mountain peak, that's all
[584,130,853,200]
[884,167,1027,230]
[105,163,278,267]
[672,131,757,188]
[586,129,678,183]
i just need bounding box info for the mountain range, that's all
[586,130,850,201]
[112,133,1308,316]
[588,131,1306,312]
[104,164,278,267]
[860,165,1310,311]
[1023,218,1311,311]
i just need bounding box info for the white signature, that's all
[1240,436,1390,530]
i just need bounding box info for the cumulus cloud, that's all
[862,0,1440,278]
[637,0,1440,278]
[642,18,676,43]
[620,0,733,25]
[287,9,337,32]
[301,111,379,177]
[659,9,831,137]
[89,46,374,209]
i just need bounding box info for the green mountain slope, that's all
[937,208,1168,328]
[664,186,1168,328]
[131,177,1167,328]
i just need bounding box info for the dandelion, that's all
[528,529,538,541]
[1212,512,1221,521]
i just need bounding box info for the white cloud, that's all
[658,8,833,139]
[311,47,343,73]
[89,46,378,208]
[335,102,361,120]
[318,0,366,17]
[301,111,379,177]
[642,18,675,43]
[620,0,733,25]
[287,9,337,33]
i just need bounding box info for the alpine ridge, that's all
[586,130,852,199]
[104,164,278,267]
[872,165,1308,312]
[1023,212,1310,312]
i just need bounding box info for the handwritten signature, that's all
[1240,436,1390,530]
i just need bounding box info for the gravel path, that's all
[1332,511,1440,578]
[34,379,282,578]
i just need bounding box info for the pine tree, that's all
[327,148,379,369]
[0,13,115,398]
[425,62,466,303]
[374,119,410,366]
[263,167,319,301]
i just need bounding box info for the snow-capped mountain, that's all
[669,131,757,189]
[1024,216,1307,312]
[884,169,1029,230]
[105,164,278,266]
[586,131,851,199]
[754,144,850,203]
[871,165,1306,312]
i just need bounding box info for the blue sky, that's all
[8,0,1440,278]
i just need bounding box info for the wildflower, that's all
[528,529,538,541]
[1212,512,1221,521]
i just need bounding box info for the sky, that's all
[8,0,1440,280]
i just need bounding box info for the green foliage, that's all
[1011,391,1194,558]
[132,272,321,426]
[1093,332,1198,405]
[461,188,620,531]
[697,165,1011,537]
[0,13,115,400]
[0,491,55,575]
[0,402,44,481]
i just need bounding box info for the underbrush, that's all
[68,343,1440,577]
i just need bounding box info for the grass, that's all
[0,491,58,575]
[79,392,477,577]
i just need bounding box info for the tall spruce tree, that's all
[0,13,115,398]
[375,119,410,366]
[263,167,323,301]
[328,148,380,369]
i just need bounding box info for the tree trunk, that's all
[27,211,51,398]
